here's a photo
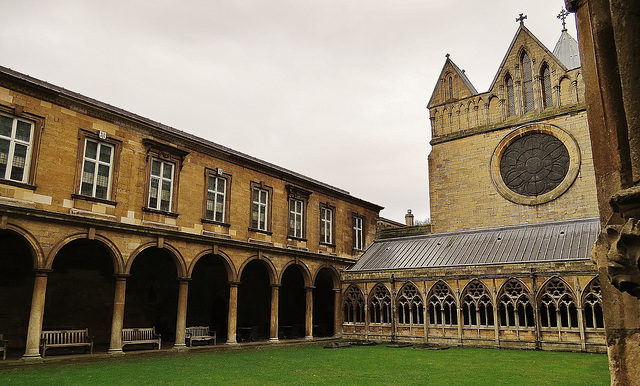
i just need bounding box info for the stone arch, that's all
[313,266,340,337]
[582,276,604,329]
[427,280,457,326]
[460,279,494,326]
[237,256,274,341]
[488,95,500,124]
[537,276,578,329]
[558,75,572,106]
[188,248,237,282]
[396,281,424,326]
[313,265,341,290]
[539,61,554,109]
[279,260,312,288]
[46,232,124,274]
[126,241,187,278]
[237,254,277,285]
[2,223,44,269]
[497,278,535,328]
[368,282,392,324]
[343,284,365,323]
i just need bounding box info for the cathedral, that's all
[341,16,605,352]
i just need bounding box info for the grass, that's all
[0,344,610,385]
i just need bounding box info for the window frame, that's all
[520,51,535,112]
[142,139,188,216]
[286,185,311,241]
[352,213,365,251]
[0,106,44,189]
[540,62,553,110]
[319,202,336,246]
[202,168,232,226]
[73,129,122,205]
[249,181,273,234]
[504,73,515,117]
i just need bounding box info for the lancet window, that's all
[461,280,494,326]
[428,281,457,326]
[521,52,535,112]
[343,285,365,323]
[369,283,392,324]
[583,277,604,329]
[540,63,553,109]
[397,282,424,326]
[539,278,578,328]
[505,74,515,117]
[498,279,534,327]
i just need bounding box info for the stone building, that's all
[341,18,605,351]
[0,65,382,358]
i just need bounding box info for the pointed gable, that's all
[427,56,478,109]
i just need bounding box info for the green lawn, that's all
[0,344,610,385]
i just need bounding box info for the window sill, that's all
[201,218,231,227]
[0,179,36,190]
[287,236,307,242]
[142,207,179,218]
[248,227,272,236]
[320,242,336,248]
[71,194,117,206]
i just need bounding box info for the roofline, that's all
[426,57,478,108]
[0,65,384,212]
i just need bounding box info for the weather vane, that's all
[516,13,527,25]
[557,8,569,32]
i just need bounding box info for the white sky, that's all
[0,1,576,223]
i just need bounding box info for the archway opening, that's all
[279,265,305,339]
[0,230,35,351]
[187,254,229,343]
[125,247,178,345]
[45,239,115,347]
[313,268,335,337]
[237,260,271,341]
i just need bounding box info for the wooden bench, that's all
[40,329,93,358]
[185,326,216,347]
[122,327,161,350]
[0,334,7,360]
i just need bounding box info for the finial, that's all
[445,53,450,59]
[516,13,527,25]
[557,8,569,32]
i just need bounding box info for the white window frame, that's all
[289,198,304,238]
[252,187,269,231]
[0,114,34,183]
[148,158,175,212]
[206,175,227,222]
[321,206,333,244]
[353,215,364,250]
[79,139,114,199]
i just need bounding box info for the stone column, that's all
[333,289,342,338]
[226,282,239,344]
[173,278,190,350]
[269,284,280,342]
[23,270,50,359]
[108,274,129,354]
[305,286,314,339]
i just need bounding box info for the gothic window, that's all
[448,76,453,99]
[540,63,553,109]
[462,280,494,326]
[428,281,458,326]
[521,52,535,112]
[539,278,578,328]
[498,279,534,327]
[343,285,365,323]
[397,282,424,326]
[369,283,391,324]
[583,277,604,329]
[505,74,515,117]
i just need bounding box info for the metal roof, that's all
[553,30,581,70]
[348,217,600,272]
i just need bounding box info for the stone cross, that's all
[557,8,569,31]
[516,13,527,25]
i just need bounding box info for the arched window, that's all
[369,283,391,324]
[397,282,424,326]
[540,63,553,109]
[539,278,578,328]
[462,280,494,326]
[343,285,365,323]
[428,281,457,326]
[521,52,534,112]
[505,74,515,117]
[498,279,534,327]
[583,277,604,329]
[448,76,453,99]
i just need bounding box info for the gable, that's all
[427,57,478,109]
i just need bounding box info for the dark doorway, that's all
[313,268,336,337]
[279,265,305,339]
[237,260,271,341]
[187,254,229,343]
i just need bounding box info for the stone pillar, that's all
[305,286,314,339]
[23,270,49,359]
[173,278,190,350]
[269,284,280,342]
[333,289,342,338]
[227,282,239,344]
[108,274,129,354]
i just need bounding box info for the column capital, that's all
[177,277,192,283]
[114,273,131,279]
[228,281,241,287]
[33,268,52,276]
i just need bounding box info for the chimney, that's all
[405,209,414,226]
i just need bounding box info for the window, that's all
[541,63,553,109]
[461,280,494,326]
[498,279,534,328]
[521,52,534,112]
[205,173,228,223]
[505,74,515,117]
[79,139,113,199]
[343,285,365,323]
[583,277,604,329]
[288,198,304,238]
[252,187,269,231]
[428,281,457,326]
[320,204,334,245]
[369,283,391,324]
[0,114,34,183]
[148,158,174,212]
[397,282,424,326]
[539,278,578,328]
[448,76,453,99]
[353,215,364,250]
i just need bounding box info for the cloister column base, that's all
[20,355,43,361]
[108,349,125,356]
[305,335,313,340]
[172,344,188,351]
[226,340,239,345]
[269,338,279,343]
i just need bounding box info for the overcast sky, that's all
[1,1,576,223]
